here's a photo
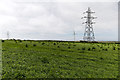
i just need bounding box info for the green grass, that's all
[2,40,119,78]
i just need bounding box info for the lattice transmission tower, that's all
[81,7,97,41]
[7,31,9,40]
[73,31,76,41]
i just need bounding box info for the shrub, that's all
[42,43,45,45]
[113,47,115,50]
[97,45,99,47]
[53,43,56,45]
[100,47,103,48]
[19,40,22,42]
[88,48,91,51]
[2,40,4,42]
[68,46,70,49]
[25,44,28,47]
[92,47,96,50]
[118,48,120,50]
[73,45,76,46]
[105,49,108,51]
[33,44,36,47]
[13,39,17,43]
[79,51,84,53]
[15,41,17,43]
[100,57,104,60]
[82,47,85,50]
[41,57,49,63]
[15,73,26,78]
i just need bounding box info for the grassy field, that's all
[2,40,119,78]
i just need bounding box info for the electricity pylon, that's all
[7,31,9,40]
[81,7,97,41]
[73,31,76,41]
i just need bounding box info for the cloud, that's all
[0,0,118,41]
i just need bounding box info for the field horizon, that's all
[1,39,120,43]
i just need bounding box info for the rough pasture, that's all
[2,40,119,78]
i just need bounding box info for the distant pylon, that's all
[7,31,9,40]
[73,31,76,41]
[81,7,97,41]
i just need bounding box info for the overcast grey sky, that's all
[0,0,118,41]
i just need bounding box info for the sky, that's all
[0,0,118,41]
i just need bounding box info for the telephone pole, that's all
[81,7,97,41]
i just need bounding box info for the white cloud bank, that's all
[0,0,118,41]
